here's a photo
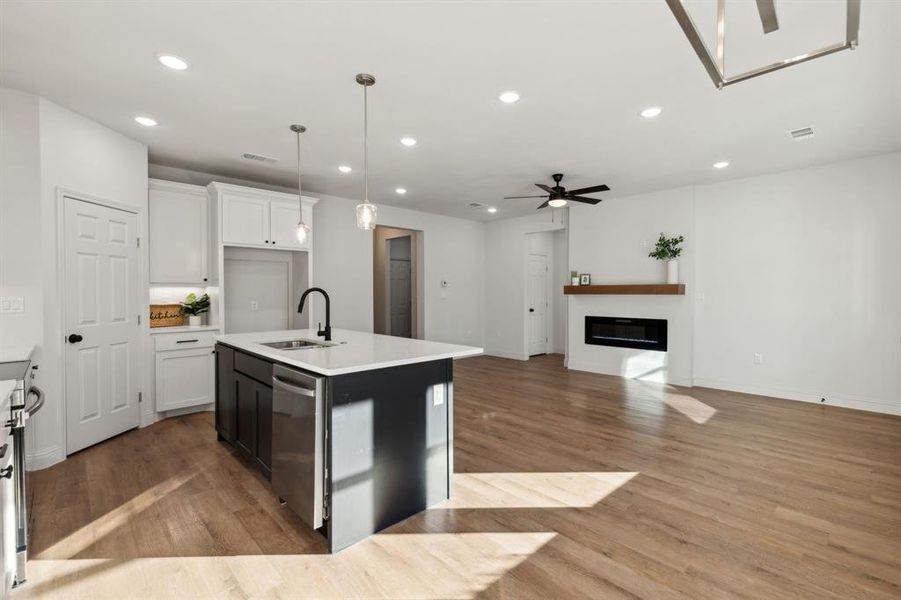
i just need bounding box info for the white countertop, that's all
[216,328,482,376]
[0,344,34,363]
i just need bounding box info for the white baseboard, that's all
[692,377,901,416]
[483,349,528,361]
[26,445,64,471]
[566,359,693,387]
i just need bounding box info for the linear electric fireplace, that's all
[584,316,668,351]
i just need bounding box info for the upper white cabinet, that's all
[149,179,209,284]
[210,182,316,251]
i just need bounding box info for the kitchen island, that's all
[214,328,481,552]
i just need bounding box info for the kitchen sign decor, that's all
[149,304,185,328]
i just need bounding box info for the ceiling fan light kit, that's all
[666,0,861,89]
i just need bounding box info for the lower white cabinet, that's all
[154,334,216,412]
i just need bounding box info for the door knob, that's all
[529,308,535,313]
[67,333,83,344]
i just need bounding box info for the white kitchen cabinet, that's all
[153,331,217,412]
[221,191,271,246]
[210,182,317,251]
[155,346,216,412]
[149,179,209,284]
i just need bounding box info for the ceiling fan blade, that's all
[566,184,610,195]
[568,196,603,205]
[536,200,550,209]
[535,184,555,193]
[504,195,549,199]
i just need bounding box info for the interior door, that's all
[64,196,141,454]
[388,237,412,338]
[528,253,548,356]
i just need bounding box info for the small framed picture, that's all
[579,273,591,285]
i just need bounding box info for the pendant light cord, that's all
[363,82,369,204]
[296,129,305,225]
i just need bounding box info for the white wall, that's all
[566,153,901,415]
[483,211,566,359]
[0,89,149,469]
[567,187,695,386]
[693,153,901,414]
[311,194,485,347]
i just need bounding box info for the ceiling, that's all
[2,1,899,221]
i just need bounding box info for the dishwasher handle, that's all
[272,375,317,397]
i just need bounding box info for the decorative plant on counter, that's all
[570,270,580,285]
[648,233,685,284]
[180,292,210,326]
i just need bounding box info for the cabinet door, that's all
[235,372,257,457]
[155,347,216,412]
[269,201,305,249]
[215,345,236,442]
[222,192,270,246]
[256,381,273,472]
[149,183,209,284]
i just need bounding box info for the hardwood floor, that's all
[16,354,901,599]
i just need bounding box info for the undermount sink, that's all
[261,339,328,350]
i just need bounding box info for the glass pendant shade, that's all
[548,198,568,208]
[295,221,310,244]
[356,202,377,230]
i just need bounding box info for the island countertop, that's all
[215,328,482,376]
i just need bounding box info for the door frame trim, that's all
[55,187,148,459]
[526,251,549,357]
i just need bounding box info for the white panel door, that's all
[528,253,548,356]
[148,182,208,284]
[221,193,269,246]
[270,201,305,249]
[64,197,141,454]
[155,347,215,411]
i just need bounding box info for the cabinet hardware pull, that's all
[0,444,7,459]
[0,466,12,479]
[177,339,200,344]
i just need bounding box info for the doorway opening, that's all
[373,226,424,338]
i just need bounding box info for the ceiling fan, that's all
[504,173,610,209]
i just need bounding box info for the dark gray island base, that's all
[214,342,454,552]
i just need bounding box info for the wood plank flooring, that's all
[15,354,901,599]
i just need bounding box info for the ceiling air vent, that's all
[242,152,279,163]
[468,202,483,208]
[789,127,815,140]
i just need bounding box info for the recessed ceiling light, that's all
[640,106,662,118]
[548,199,568,208]
[134,116,158,127]
[400,137,417,147]
[487,207,498,214]
[157,54,188,70]
[498,91,520,104]
[713,161,730,169]
[395,187,407,195]
[338,165,352,173]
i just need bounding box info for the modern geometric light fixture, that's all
[290,124,310,244]
[355,73,378,230]
[666,0,861,89]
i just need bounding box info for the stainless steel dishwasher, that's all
[271,363,326,529]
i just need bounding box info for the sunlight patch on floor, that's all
[662,391,717,424]
[18,532,556,599]
[39,457,217,559]
[439,472,638,509]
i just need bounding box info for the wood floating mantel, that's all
[563,284,686,295]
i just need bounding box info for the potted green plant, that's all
[180,292,210,327]
[570,270,580,286]
[648,233,684,284]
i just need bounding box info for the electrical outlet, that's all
[0,296,24,313]
[754,353,763,365]
[640,239,649,249]
[250,301,259,311]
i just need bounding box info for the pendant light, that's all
[290,124,310,244]
[355,73,377,230]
